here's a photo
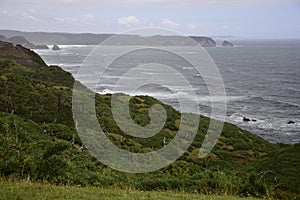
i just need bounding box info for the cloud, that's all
[21,13,39,21]
[81,14,96,25]
[118,16,139,25]
[161,20,199,30]
[54,14,96,26]
[162,18,180,28]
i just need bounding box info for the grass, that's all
[0,181,260,200]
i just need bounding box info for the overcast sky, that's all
[1,0,300,39]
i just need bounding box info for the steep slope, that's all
[0,42,299,199]
[0,40,46,70]
[5,36,37,49]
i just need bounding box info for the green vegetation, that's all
[0,40,299,199]
[0,180,260,200]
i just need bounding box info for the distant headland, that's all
[0,29,219,47]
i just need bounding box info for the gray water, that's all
[34,40,300,144]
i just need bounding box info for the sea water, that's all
[34,40,300,144]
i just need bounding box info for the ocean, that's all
[34,40,300,144]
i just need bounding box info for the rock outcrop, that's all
[243,117,251,122]
[222,40,234,47]
[190,36,216,47]
[52,44,60,50]
[35,44,49,49]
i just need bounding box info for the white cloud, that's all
[162,18,180,28]
[54,17,76,24]
[54,14,96,25]
[118,16,139,25]
[81,14,96,25]
[21,13,39,21]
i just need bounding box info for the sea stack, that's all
[35,45,49,50]
[52,44,60,50]
[222,40,234,47]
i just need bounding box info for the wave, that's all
[57,45,96,48]
[228,113,300,133]
[97,88,174,99]
[183,51,198,54]
[286,87,300,93]
[59,63,83,67]
[250,95,300,108]
[182,67,195,70]
[97,86,243,104]
[140,72,158,75]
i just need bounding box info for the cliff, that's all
[222,40,234,47]
[190,36,216,47]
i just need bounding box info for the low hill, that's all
[1,36,49,50]
[0,29,217,47]
[0,42,299,199]
[5,36,37,49]
[0,40,47,70]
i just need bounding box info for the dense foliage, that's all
[0,41,299,199]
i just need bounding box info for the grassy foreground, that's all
[0,181,259,200]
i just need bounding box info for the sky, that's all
[0,0,300,39]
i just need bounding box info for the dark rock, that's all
[287,121,295,124]
[34,44,49,49]
[243,117,251,122]
[251,119,257,122]
[190,36,217,47]
[222,40,234,47]
[52,44,60,50]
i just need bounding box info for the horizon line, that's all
[1,29,300,41]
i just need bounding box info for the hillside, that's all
[0,41,47,70]
[0,35,49,50]
[0,41,299,199]
[0,30,216,47]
